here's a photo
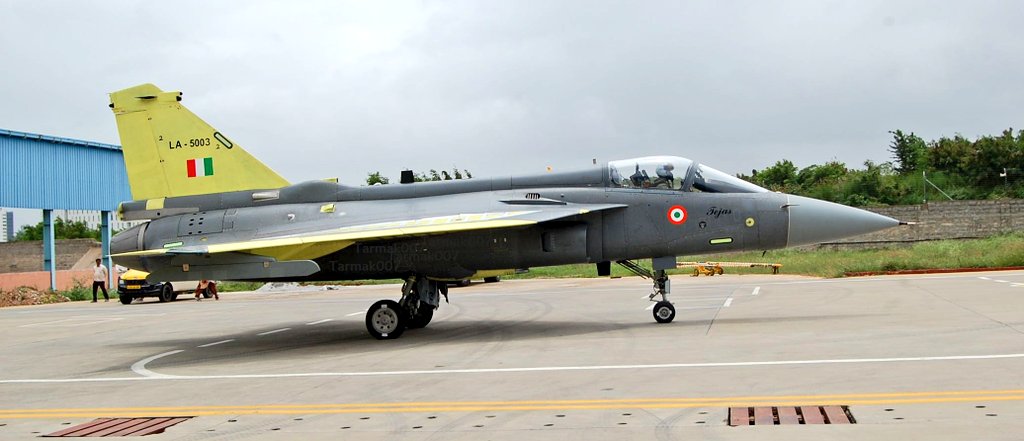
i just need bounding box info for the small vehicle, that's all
[449,269,521,287]
[117,269,209,304]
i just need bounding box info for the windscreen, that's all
[691,164,768,193]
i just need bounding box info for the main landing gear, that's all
[617,260,675,324]
[365,275,446,340]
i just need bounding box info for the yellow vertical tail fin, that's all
[109,84,289,200]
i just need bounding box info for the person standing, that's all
[92,258,109,303]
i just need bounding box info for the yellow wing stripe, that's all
[112,219,536,259]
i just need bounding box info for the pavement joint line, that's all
[5,390,1024,418]
[22,352,1024,385]
[197,339,234,348]
[306,319,334,325]
[257,328,291,336]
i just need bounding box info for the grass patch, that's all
[164,234,1024,290]
[216,281,267,292]
[59,281,93,301]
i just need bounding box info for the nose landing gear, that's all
[649,269,675,323]
[618,260,676,324]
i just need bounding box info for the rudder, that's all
[109,83,289,201]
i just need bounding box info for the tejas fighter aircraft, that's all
[108,84,900,339]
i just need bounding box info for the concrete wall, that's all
[0,239,101,273]
[0,270,94,291]
[824,199,1024,248]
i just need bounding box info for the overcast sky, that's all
[3,1,1024,226]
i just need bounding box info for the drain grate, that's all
[44,417,192,437]
[729,406,855,426]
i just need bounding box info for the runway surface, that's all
[2,271,1024,440]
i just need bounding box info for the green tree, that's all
[365,171,390,185]
[751,160,799,192]
[368,168,473,183]
[888,130,928,174]
[14,218,100,241]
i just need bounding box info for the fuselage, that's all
[111,157,898,281]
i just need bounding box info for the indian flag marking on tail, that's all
[186,157,214,177]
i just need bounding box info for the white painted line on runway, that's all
[13,352,1024,384]
[345,311,366,317]
[979,277,992,280]
[19,317,124,328]
[644,304,655,310]
[723,298,733,308]
[306,319,333,325]
[752,286,761,296]
[258,328,291,336]
[995,280,1010,283]
[130,350,183,378]
[198,339,234,348]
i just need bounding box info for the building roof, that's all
[0,128,131,211]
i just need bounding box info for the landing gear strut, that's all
[365,275,445,339]
[618,260,675,324]
[650,269,675,323]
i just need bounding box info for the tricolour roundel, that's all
[667,205,688,225]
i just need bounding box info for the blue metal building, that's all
[0,128,131,289]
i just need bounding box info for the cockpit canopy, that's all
[607,156,767,193]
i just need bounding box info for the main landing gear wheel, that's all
[365,299,407,340]
[653,300,676,323]
[407,306,434,329]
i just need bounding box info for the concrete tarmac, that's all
[2,271,1024,440]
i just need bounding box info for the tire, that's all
[483,276,500,283]
[653,300,676,323]
[158,284,174,303]
[202,287,212,299]
[365,300,406,340]
[171,293,179,301]
[118,292,133,305]
[407,306,434,329]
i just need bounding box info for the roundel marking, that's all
[667,205,688,225]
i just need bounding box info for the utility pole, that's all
[922,171,927,205]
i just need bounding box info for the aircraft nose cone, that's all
[786,195,900,247]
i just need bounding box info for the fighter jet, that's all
[108,84,900,339]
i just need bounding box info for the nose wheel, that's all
[652,300,675,323]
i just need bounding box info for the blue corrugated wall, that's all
[0,129,132,210]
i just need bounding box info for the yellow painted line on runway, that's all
[3,389,1024,419]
